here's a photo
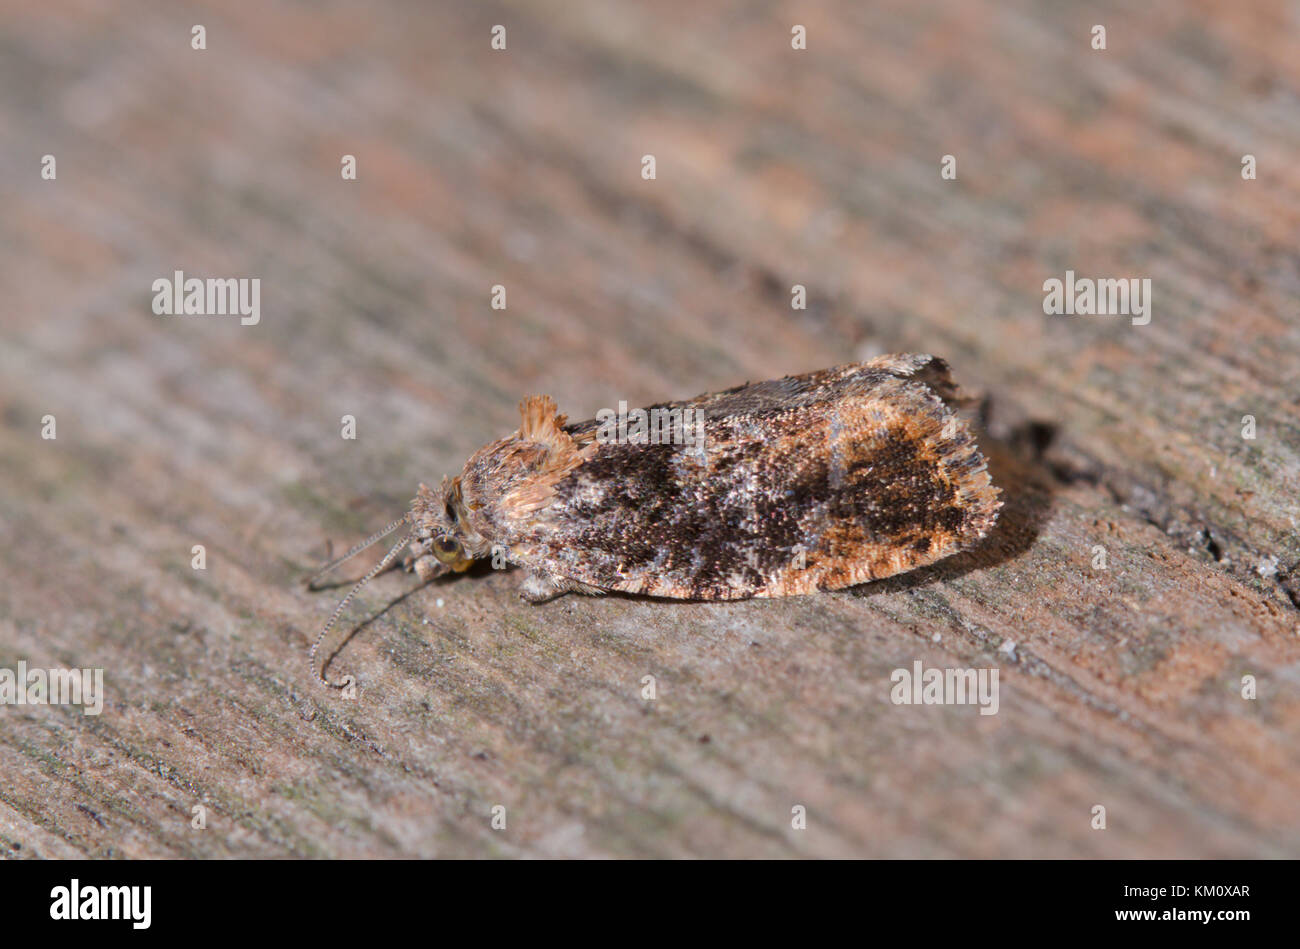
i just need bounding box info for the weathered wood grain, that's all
[0,0,1298,858]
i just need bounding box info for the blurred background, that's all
[1,1,1298,857]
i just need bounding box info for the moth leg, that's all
[408,553,442,583]
[562,578,607,597]
[520,570,563,603]
[519,569,606,603]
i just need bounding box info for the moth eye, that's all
[431,534,462,564]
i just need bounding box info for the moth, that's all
[308,354,1000,686]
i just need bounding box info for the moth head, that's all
[409,478,476,573]
[305,477,477,690]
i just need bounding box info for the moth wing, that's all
[506,356,1000,599]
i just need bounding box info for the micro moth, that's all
[308,354,1001,686]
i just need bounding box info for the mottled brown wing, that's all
[507,354,1000,599]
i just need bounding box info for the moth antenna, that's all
[305,514,410,590]
[310,529,413,689]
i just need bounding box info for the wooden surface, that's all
[1,0,1299,858]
